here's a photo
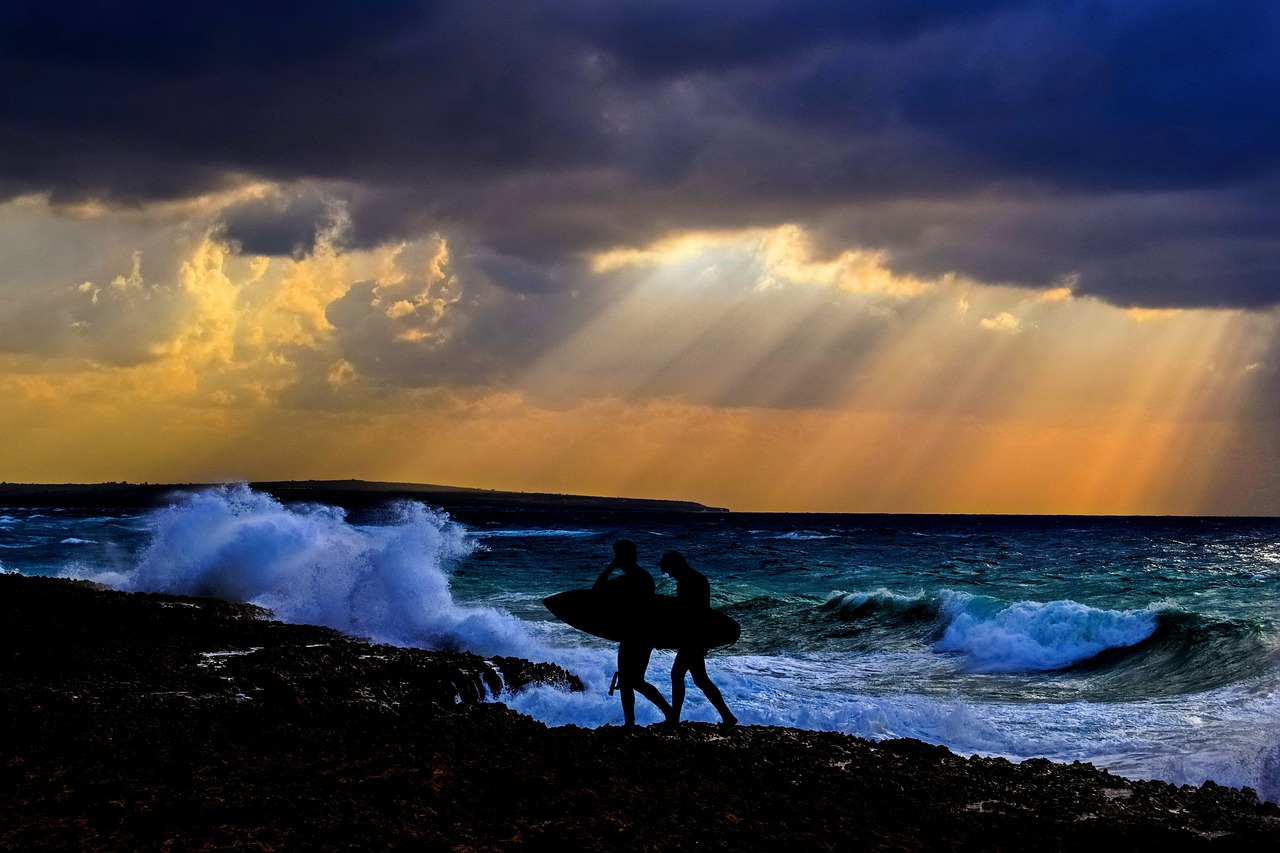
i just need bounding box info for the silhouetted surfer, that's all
[659,550,737,727]
[595,539,675,727]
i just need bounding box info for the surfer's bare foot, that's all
[720,714,738,728]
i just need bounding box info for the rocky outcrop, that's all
[1,574,581,708]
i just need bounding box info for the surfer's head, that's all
[659,550,690,577]
[610,539,638,568]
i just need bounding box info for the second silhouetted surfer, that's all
[659,550,737,727]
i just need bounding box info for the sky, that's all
[2,0,1279,514]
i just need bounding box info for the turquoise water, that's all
[4,487,1279,799]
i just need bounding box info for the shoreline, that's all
[3,574,1277,849]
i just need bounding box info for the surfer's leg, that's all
[671,650,691,721]
[621,688,637,726]
[690,652,736,726]
[634,645,675,717]
[618,645,637,726]
[619,643,672,723]
[634,680,673,721]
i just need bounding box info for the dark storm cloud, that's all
[219,189,345,258]
[559,0,1025,76]
[808,180,1280,309]
[0,0,606,201]
[2,1,1279,307]
[753,0,1280,191]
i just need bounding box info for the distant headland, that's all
[0,479,729,514]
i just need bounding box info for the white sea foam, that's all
[81,485,540,658]
[934,592,1161,672]
[748,529,836,540]
[474,528,597,538]
[61,538,97,545]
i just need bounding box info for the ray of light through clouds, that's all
[1,1,1280,513]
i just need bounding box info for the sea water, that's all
[3,485,1278,801]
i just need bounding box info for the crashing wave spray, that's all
[935,591,1162,672]
[90,485,534,657]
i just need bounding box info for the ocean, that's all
[3,485,1278,801]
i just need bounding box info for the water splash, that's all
[86,485,535,657]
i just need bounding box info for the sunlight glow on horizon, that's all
[525,225,1277,513]
[2,203,1278,515]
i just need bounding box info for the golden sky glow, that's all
[1,194,1278,514]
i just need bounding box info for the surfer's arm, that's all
[593,565,616,588]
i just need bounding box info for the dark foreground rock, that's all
[2,575,1277,850]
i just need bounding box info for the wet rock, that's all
[490,654,586,695]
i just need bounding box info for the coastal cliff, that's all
[2,574,1277,850]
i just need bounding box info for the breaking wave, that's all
[84,485,535,657]
[934,592,1163,672]
[814,588,1272,692]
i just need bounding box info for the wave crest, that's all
[935,592,1162,672]
[822,588,938,621]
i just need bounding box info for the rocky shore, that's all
[3,574,1277,850]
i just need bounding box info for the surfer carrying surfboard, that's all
[594,539,676,728]
[659,550,737,727]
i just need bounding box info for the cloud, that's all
[0,1,1277,310]
[592,224,937,298]
[979,311,1022,333]
[0,206,201,365]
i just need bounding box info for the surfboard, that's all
[543,587,741,649]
